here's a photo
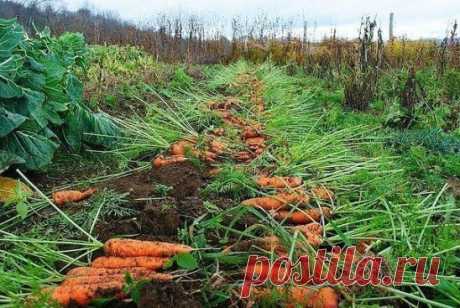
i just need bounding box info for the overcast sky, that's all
[60,0,459,39]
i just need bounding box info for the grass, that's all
[0,48,459,307]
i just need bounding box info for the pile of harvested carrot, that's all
[250,286,339,308]
[152,135,227,168]
[47,239,192,306]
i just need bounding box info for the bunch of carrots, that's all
[47,239,192,306]
[242,176,334,224]
[153,136,227,169]
[250,286,339,308]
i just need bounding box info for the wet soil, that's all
[151,161,203,200]
[95,162,206,243]
[103,170,157,201]
[137,281,202,308]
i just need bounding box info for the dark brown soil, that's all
[95,217,141,242]
[151,161,203,200]
[137,281,202,308]
[103,170,157,201]
[139,200,181,237]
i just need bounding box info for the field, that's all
[0,17,460,308]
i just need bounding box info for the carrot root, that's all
[104,238,193,258]
[256,176,303,189]
[152,155,187,169]
[275,207,332,224]
[90,256,168,270]
[52,188,96,206]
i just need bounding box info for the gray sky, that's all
[60,0,459,39]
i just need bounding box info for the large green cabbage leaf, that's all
[0,18,119,173]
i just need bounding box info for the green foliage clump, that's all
[170,67,193,90]
[443,69,460,100]
[0,18,118,172]
[391,128,460,154]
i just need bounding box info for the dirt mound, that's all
[151,161,202,200]
[96,218,140,242]
[140,201,181,237]
[137,281,201,308]
[104,170,157,201]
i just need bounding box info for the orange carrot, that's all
[67,266,152,277]
[200,150,218,162]
[208,98,240,111]
[90,256,168,270]
[242,192,309,210]
[152,155,187,168]
[252,286,338,308]
[209,140,226,154]
[63,272,173,287]
[50,282,125,306]
[104,238,193,258]
[257,235,283,252]
[169,140,197,156]
[245,137,265,147]
[242,126,261,139]
[275,207,332,224]
[211,128,225,136]
[256,176,303,189]
[293,223,323,247]
[289,286,339,308]
[233,151,254,162]
[311,187,335,201]
[242,196,285,210]
[276,192,310,204]
[52,188,96,206]
[217,111,246,127]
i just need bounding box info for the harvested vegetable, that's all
[90,256,168,269]
[289,286,339,308]
[242,126,261,139]
[252,286,339,308]
[217,111,246,127]
[209,140,226,154]
[245,137,265,147]
[104,238,193,258]
[242,192,309,210]
[242,196,286,210]
[233,151,254,162]
[256,176,303,189]
[208,98,240,111]
[169,140,197,156]
[275,207,332,224]
[67,266,153,276]
[50,282,125,306]
[63,272,172,287]
[200,150,218,162]
[52,188,96,206]
[211,128,225,136]
[311,187,335,201]
[152,155,187,168]
[0,176,32,203]
[293,223,323,247]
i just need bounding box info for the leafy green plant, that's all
[391,129,460,154]
[443,69,460,100]
[0,18,118,172]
